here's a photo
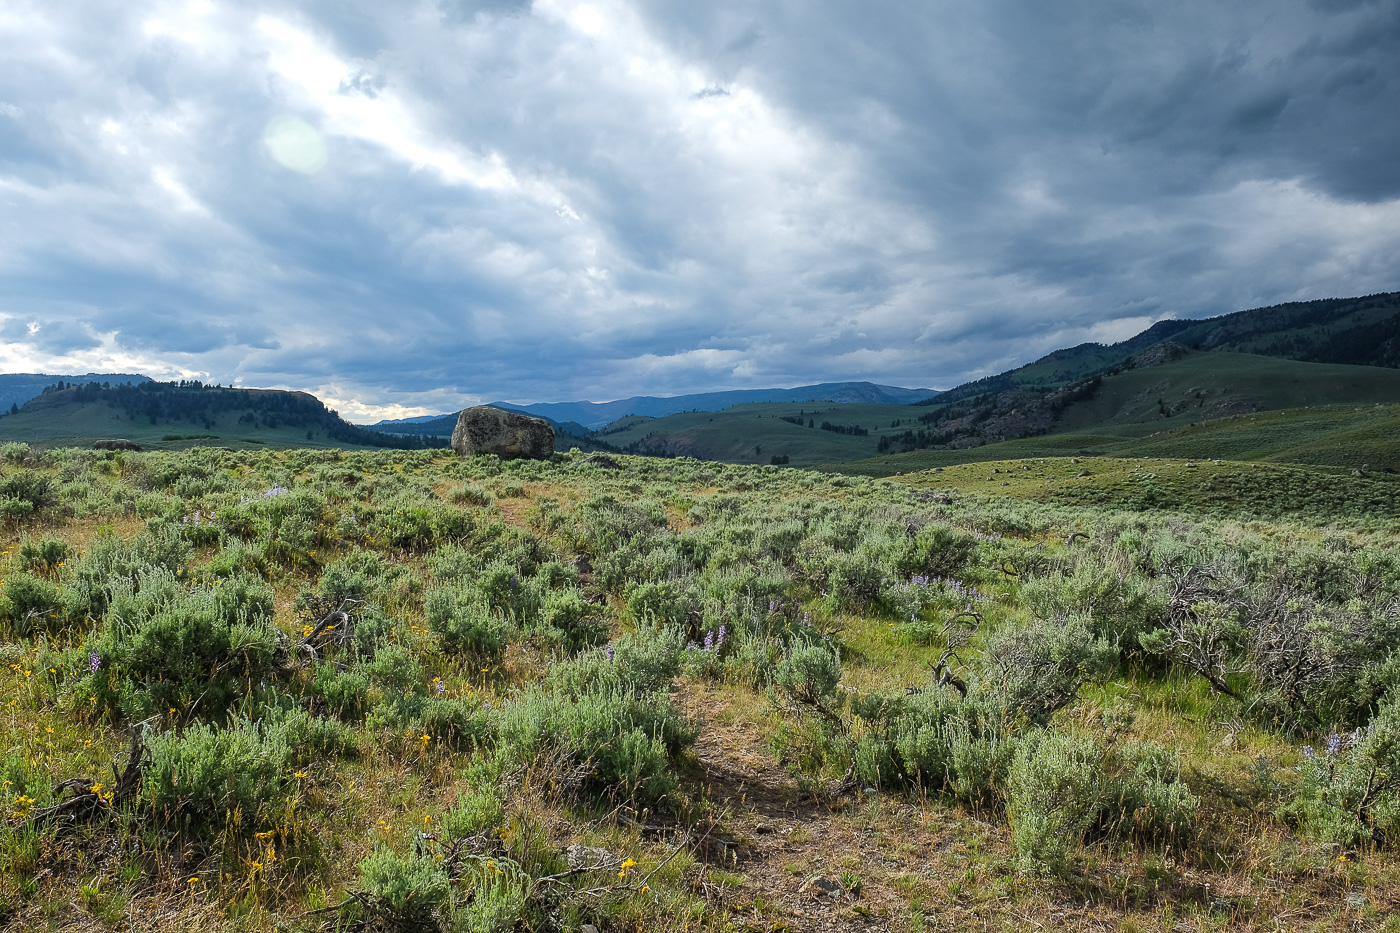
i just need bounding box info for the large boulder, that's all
[93,439,142,451]
[451,406,554,460]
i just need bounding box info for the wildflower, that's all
[1302,745,1316,759]
[293,771,307,779]
[255,831,274,839]
[1326,733,1344,756]
[188,877,200,885]
[423,815,432,825]
[618,857,637,878]
[605,645,615,662]
[88,653,102,672]
[420,734,431,748]
[90,782,104,795]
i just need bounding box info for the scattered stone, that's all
[1218,733,1238,750]
[451,406,554,460]
[800,875,844,898]
[581,925,601,933]
[754,822,773,834]
[93,439,142,452]
[1076,470,1092,477]
[565,845,616,870]
[1185,462,1197,469]
[571,553,593,575]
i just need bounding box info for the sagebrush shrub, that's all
[142,715,293,831]
[1281,698,1400,846]
[75,569,280,722]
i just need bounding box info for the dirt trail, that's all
[675,683,962,933]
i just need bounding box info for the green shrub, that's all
[1006,733,1106,875]
[75,570,280,723]
[357,846,450,927]
[548,628,684,696]
[444,783,505,838]
[449,483,494,507]
[496,684,697,804]
[0,471,53,513]
[312,664,371,721]
[16,537,71,574]
[1,442,31,463]
[142,715,293,831]
[1281,699,1400,847]
[424,584,509,660]
[0,573,65,636]
[975,616,1115,726]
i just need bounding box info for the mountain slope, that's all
[921,291,1400,409]
[904,349,1400,452]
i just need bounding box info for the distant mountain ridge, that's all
[367,381,939,431]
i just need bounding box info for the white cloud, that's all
[0,0,1394,411]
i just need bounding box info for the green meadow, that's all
[1,442,1399,932]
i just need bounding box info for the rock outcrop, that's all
[451,407,554,460]
[92,439,142,451]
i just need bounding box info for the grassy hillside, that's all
[896,350,1400,455]
[577,354,1400,471]
[0,400,373,451]
[1055,351,1400,434]
[928,292,1400,405]
[836,402,1400,476]
[886,455,1400,525]
[588,401,918,465]
[0,382,445,452]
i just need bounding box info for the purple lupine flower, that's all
[1302,745,1316,759]
[704,631,714,651]
[1326,733,1344,756]
[605,645,615,662]
[88,653,102,673]
[717,625,726,645]
[510,575,518,591]
[435,681,446,695]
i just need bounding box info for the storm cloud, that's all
[1,0,1396,419]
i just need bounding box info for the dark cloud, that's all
[0,0,1396,415]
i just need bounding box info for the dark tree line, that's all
[32,381,448,450]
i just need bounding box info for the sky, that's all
[1,0,1398,421]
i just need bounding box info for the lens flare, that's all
[263,115,328,174]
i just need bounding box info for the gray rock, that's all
[565,844,617,871]
[451,406,554,460]
[800,875,844,897]
[93,439,142,451]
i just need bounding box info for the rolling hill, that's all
[0,372,150,413]
[0,381,446,451]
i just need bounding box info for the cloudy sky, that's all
[2,0,1398,420]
